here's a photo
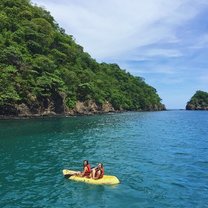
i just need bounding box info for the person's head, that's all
[98,163,103,169]
[83,160,89,166]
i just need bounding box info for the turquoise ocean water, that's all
[0,111,208,208]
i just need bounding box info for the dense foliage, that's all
[0,0,165,115]
[186,91,208,110]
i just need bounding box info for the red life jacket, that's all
[96,167,104,179]
[100,167,104,178]
[83,164,91,176]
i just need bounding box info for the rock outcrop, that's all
[186,103,208,110]
[0,99,116,118]
[186,90,208,110]
[68,101,115,115]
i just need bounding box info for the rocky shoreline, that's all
[186,104,208,110]
[0,100,166,119]
[186,90,208,110]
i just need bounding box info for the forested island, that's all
[0,0,165,118]
[186,91,208,110]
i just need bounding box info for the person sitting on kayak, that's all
[77,160,91,177]
[91,163,104,179]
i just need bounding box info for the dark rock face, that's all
[0,100,116,118]
[0,92,67,118]
[0,99,166,118]
[186,103,208,110]
[186,90,208,110]
[70,101,115,115]
[0,105,19,116]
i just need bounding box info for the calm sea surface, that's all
[0,111,208,208]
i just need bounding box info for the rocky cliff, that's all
[186,90,208,110]
[0,0,166,118]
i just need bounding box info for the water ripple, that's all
[1,111,208,207]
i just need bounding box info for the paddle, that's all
[63,170,80,178]
[64,174,73,178]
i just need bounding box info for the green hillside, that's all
[186,90,208,110]
[0,0,165,117]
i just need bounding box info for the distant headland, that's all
[186,90,208,110]
[0,0,165,118]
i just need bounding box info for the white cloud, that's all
[32,0,204,60]
[143,49,182,58]
[31,0,208,108]
[126,48,183,62]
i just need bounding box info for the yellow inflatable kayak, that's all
[63,169,120,185]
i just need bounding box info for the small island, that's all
[186,90,208,110]
[0,0,165,118]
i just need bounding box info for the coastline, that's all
[0,109,167,120]
[0,100,166,120]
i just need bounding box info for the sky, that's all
[32,0,208,109]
